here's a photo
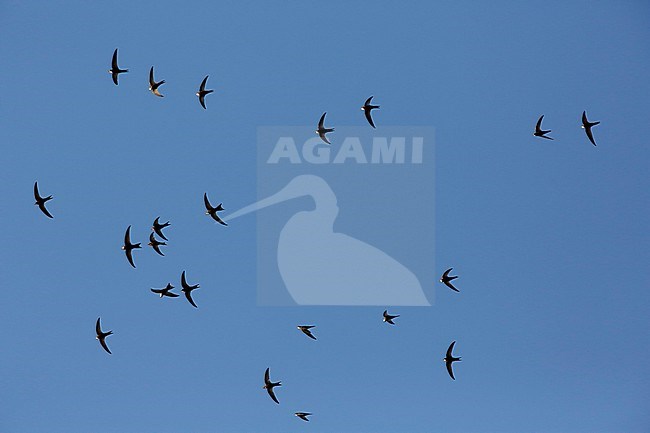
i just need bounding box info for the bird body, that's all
[361,96,380,128]
[122,225,141,268]
[148,232,166,256]
[152,217,170,241]
[263,367,282,404]
[316,112,334,144]
[297,325,317,340]
[95,317,113,354]
[533,115,554,140]
[440,268,459,292]
[383,309,399,325]
[108,48,128,85]
[151,283,178,298]
[204,193,227,226]
[33,181,54,219]
[149,66,165,97]
[181,270,200,308]
[581,111,600,146]
[444,341,461,380]
[196,75,214,109]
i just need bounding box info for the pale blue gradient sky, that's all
[0,1,648,432]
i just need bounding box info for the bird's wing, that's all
[181,271,188,289]
[364,108,376,128]
[318,131,331,145]
[442,268,452,279]
[211,213,228,226]
[200,75,208,91]
[96,317,102,335]
[34,182,41,200]
[151,288,163,294]
[125,248,136,268]
[303,329,317,340]
[204,193,213,211]
[582,110,588,125]
[446,341,456,358]
[112,72,119,85]
[267,387,280,404]
[167,292,180,298]
[264,368,270,384]
[318,112,326,129]
[112,49,119,69]
[152,243,164,256]
[149,67,155,86]
[124,226,132,246]
[364,96,373,106]
[38,203,54,219]
[444,280,459,292]
[100,338,112,355]
[585,126,597,146]
[446,360,455,380]
[535,115,544,133]
[199,94,206,109]
[184,289,198,308]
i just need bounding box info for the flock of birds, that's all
[31,47,603,424]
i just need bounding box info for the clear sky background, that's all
[1,1,649,432]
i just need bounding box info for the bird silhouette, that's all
[316,112,334,144]
[361,96,380,128]
[108,48,128,85]
[152,217,170,241]
[196,75,214,109]
[181,270,200,308]
[297,325,317,340]
[440,268,460,292]
[383,309,399,325]
[263,367,282,404]
[581,111,600,146]
[33,181,54,219]
[533,115,554,140]
[204,193,227,226]
[149,66,165,97]
[95,317,113,354]
[122,225,141,268]
[444,341,461,380]
[151,283,179,298]
[148,232,166,256]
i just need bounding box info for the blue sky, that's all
[1,1,649,432]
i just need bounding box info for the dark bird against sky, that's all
[263,367,282,404]
[204,193,227,226]
[444,341,461,380]
[95,317,113,355]
[316,112,334,145]
[196,75,214,109]
[108,48,128,85]
[152,217,170,241]
[361,96,380,128]
[149,66,166,97]
[581,110,600,146]
[533,115,554,140]
[181,270,200,308]
[440,268,460,292]
[122,225,141,268]
[33,181,54,219]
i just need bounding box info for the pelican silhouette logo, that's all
[226,126,435,306]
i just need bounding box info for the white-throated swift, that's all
[295,412,312,422]
[444,340,461,380]
[297,325,317,340]
[151,283,179,298]
[534,115,554,140]
[440,268,459,292]
[149,66,165,97]
[95,317,113,354]
[581,111,600,146]
[383,309,399,325]
[148,232,166,256]
[196,75,214,109]
[316,112,334,145]
[108,48,128,85]
[122,225,141,268]
[361,96,380,128]
[204,193,227,226]
[263,367,281,404]
[33,181,54,219]
[152,217,170,241]
[181,270,200,308]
